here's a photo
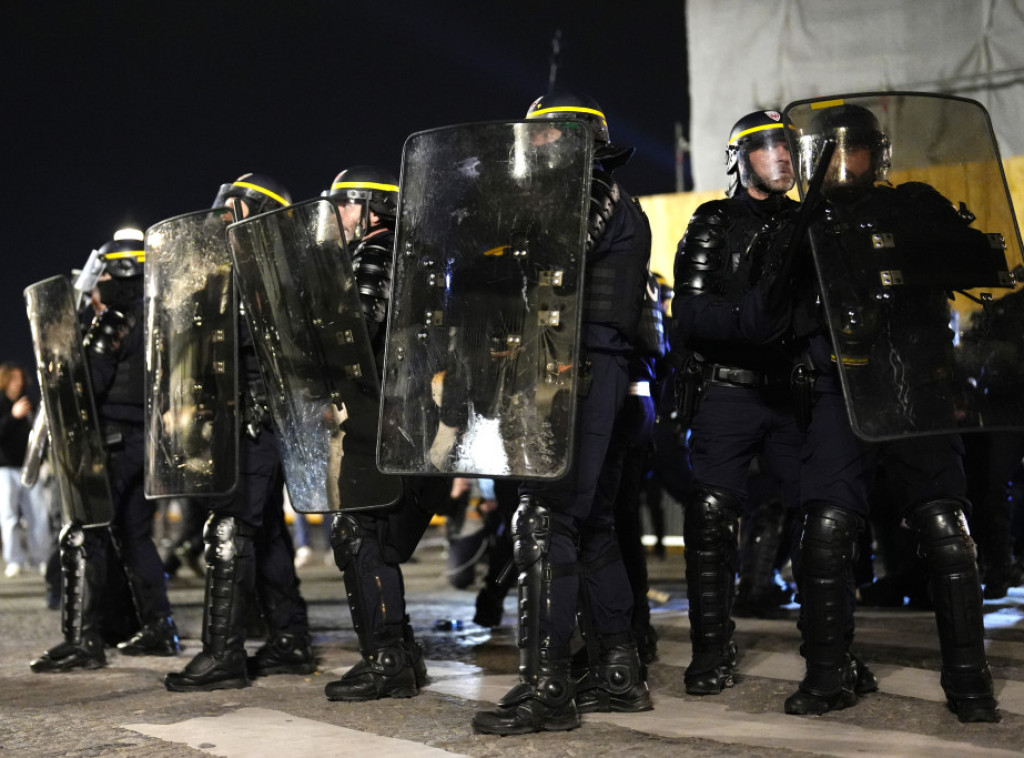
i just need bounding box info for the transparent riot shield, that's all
[144,208,239,498]
[228,198,400,513]
[379,119,592,478]
[25,276,112,526]
[784,92,1024,439]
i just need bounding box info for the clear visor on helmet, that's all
[798,129,890,192]
[739,128,791,155]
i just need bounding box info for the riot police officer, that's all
[165,174,314,691]
[472,91,653,735]
[322,166,451,702]
[32,231,182,672]
[671,111,807,695]
[768,103,999,722]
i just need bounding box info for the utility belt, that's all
[702,364,765,388]
[673,353,818,429]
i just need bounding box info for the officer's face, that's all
[834,145,872,184]
[746,141,794,198]
[335,200,364,241]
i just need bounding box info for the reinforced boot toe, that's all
[576,644,653,714]
[324,646,418,701]
[684,640,737,695]
[164,649,249,692]
[249,633,315,676]
[785,658,859,716]
[117,617,182,657]
[30,637,106,673]
[472,681,579,735]
[941,669,1000,723]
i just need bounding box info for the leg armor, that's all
[734,496,791,618]
[907,499,1000,723]
[683,486,740,695]
[472,496,579,735]
[324,512,421,701]
[164,515,255,692]
[785,503,866,715]
[30,523,106,672]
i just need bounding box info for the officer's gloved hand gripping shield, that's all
[24,275,113,526]
[784,92,1024,440]
[227,198,401,512]
[144,208,239,499]
[378,119,593,479]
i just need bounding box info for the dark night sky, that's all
[2,1,688,374]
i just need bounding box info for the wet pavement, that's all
[2,528,1023,757]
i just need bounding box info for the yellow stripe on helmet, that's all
[103,250,145,262]
[728,122,796,146]
[331,181,399,193]
[233,180,291,207]
[528,105,607,124]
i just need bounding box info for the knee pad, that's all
[683,486,740,552]
[58,522,86,569]
[907,499,977,572]
[512,496,553,572]
[330,512,365,571]
[799,503,862,579]
[203,515,254,567]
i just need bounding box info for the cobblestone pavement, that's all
[2,530,1022,757]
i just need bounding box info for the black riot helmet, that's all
[725,110,795,197]
[527,90,610,143]
[800,103,891,192]
[98,228,145,278]
[212,173,292,219]
[526,90,634,170]
[325,166,399,241]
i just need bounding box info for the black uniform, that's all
[473,170,654,732]
[165,318,312,691]
[32,276,182,673]
[772,180,998,721]
[325,226,451,702]
[672,191,805,693]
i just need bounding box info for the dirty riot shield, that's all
[784,92,1024,439]
[24,276,113,526]
[379,119,592,478]
[144,208,239,498]
[227,198,400,513]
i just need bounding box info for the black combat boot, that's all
[165,516,254,692]
[683,487,740,695]
[909,500,1000,723]
[249,632,315,676]
[117,617,182,657]
[576,642,653,713]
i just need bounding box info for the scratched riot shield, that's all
[379,119,592,478]
[785,92,1024,439]
[24,276,112,526]
[228,198,400,512]
[144,208,238,498]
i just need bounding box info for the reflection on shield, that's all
[228,198,400,513]
[785,92,1024,439]
[379,120,592,478]
[24,276,112,526]
[144,208,239,498]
